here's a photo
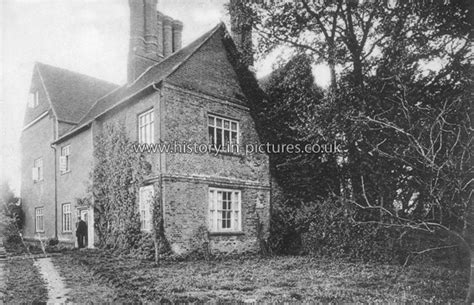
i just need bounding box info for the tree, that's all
[258,54,340,200]
[230,0,473,299]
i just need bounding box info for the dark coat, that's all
[76,220,87,236]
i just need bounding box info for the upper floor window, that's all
[208,188,241,233]
[208,114,239,148]
[138,185,154,232]
[62,203,72,233]
[138,109,154,144]
[33,157,43,182]
[28,90,39,108]
[35,207,44,232]
[60,145,71,173]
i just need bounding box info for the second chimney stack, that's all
[172,20,183,52]
[162,16,173,57]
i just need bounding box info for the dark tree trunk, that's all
[468,249,474,303]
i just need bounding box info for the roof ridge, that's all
[127,23,224,88]
[53,22,226,144]
[75,84,126,124]
[36,61,119,87]
[163,23,224,82]
[35,63,59,121]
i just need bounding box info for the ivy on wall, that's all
[89,123,167,260]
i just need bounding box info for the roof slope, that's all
[57,22,263,144]
[77,23,223,126]
[36,62,119,123]
[167,24,246,104]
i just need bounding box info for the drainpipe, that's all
[152,83,164,197]
[50,143,58,239]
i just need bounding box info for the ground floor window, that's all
[139,185,154,232]
[208,188,241,232]
[35,207,44,232]
[62,203,72,232]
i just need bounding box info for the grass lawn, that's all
[52,250,468,303]
[4,258,48,303]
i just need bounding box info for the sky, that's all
[0,0,331,195]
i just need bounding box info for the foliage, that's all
[0,181,23,230]
[258,54,340,200]
[91,123,167,260]
[236,0,472,257]
[188,225,211,261]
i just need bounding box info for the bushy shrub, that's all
[1,211,22,244]
[47,237,59,246]
[269,197,410,263]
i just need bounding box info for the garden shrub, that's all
[270,196,410,263]
[0,207,23,244]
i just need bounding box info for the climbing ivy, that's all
[90,123,167,260]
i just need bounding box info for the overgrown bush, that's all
[270,197,410,263]
[269,196,465,266]
[0,205,22,244]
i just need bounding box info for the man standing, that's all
[76,216,87,248]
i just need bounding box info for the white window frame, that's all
[35,207,44,232]
[60,145,71,173]
[208,188,242,233]
[33,158,43,182]
[62,203,72,233]
[138,185,154,232]
[138,109,154,144]
[28,90,39,108]
[208,114,239,148]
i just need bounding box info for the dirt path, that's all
[34,257,70,303]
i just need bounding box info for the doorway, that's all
[77,207,94,248]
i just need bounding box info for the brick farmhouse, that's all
[20,0,271,254]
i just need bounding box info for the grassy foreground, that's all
[52,250,467,303]
[4,258,48,303]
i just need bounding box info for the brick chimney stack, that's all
[143,0,158,57]
[172,20,183,52]
[156,12,164,56]
[229,0,254,67]
[162,15,173,57]
[128,0,184,83]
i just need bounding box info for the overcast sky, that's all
[0,0,331,194]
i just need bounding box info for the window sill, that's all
[60,170,71,175]
[62,231,72,234]
[209,231,244,236]
[208,148,242,158]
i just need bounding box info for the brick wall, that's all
[161,84,270,254]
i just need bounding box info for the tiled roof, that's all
[76,23,224,127]
[36,62,119,124]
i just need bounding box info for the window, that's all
[138,109,154,144]
[138,185,154,231]
[208,114,239,148]
[35,207,44,232]
[60,145,70,173]
[208,188,241,232]
[28,90,39,108]
[62,203,72,232]
[33,158,43,182]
